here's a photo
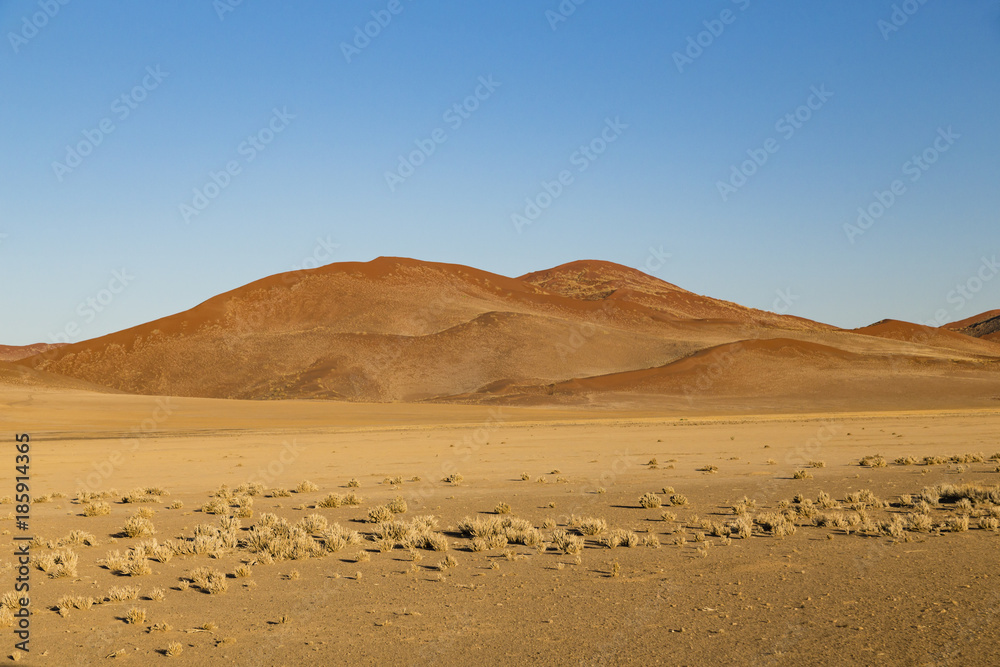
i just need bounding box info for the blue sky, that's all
[1,0,998,345]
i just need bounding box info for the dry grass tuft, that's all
[33,549,78,578]
[83,501,111,517]
[124,607,146,624]
[638,492,662,509]
[121,514,156,538]
[860,455,888,468]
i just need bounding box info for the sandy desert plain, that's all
[2,258,1000,666]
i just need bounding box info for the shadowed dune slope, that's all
[944,310,1000,343]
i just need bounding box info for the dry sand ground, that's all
[2,388,999,666]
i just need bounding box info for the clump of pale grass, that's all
[638,492,662,509]
[124,607,146,624]
[83,501,111,517]
[33,549,78,578]
[859,455,887,468]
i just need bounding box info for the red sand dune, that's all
[851,319,1000,357]
[10,258,1000,409]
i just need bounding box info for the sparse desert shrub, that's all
[164,642,183,658]
[600,529,639,548]
[188,567,228,595]
[443,473,464,485]
[387,496,408,514]
[978,516,1000,531]
[755,513,797,538]
[732,497,757,515]
[121,515,155,538]
[147,588,165,602]
[810,461,826,468]
[955,498,974,515]
[234,564,252,578]
[640,533,660,548]
[201,498,228,515]
[895,456,918,466]
[550,530,584,555]
[367,505,393,524]
[660,510,677,522]
[60,530,97,547]
[382,476,403,486]
[698,465,719,474]
[494,502,511,515]
[729,515,753,539]
[296,481,319,493]
[298,514,329,534]
[669,494,688,506]
[83,501,111,517]
[906,512,933,532]
[56,595,95,611]
[951,453,986,464]
[948,515,970,533]
[34,549,78,578]
[317,493,342,508]
[923,455,947,466]
[793,470,812,480]
[639,492,662,509]
[816,491,839,510]
[270,488,292,498]
[124,607,146,624]
[845,489,879,509]
[520,473,530,481]
[106,586,140,603]
[574,517,607,536]
[860,455,887,468]
[320,525,362,553]
[346,479,360,488]
[438,555,459,571]
[168,501,183,510]
[343,492,362,506]
[122,488,161,504]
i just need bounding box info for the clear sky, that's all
[2,1,998,345]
